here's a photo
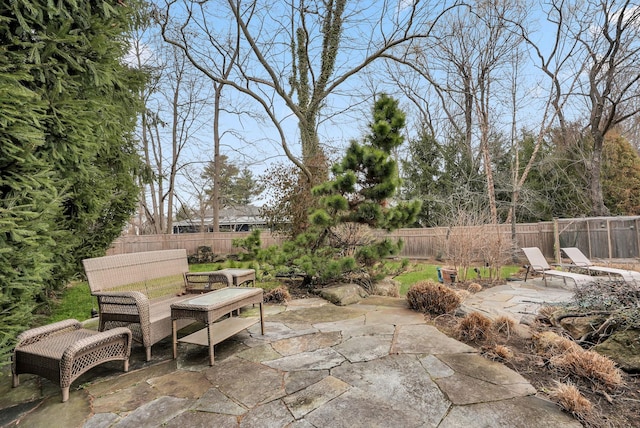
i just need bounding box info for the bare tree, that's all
[506,3,576,224]
[180,163,212,232]
[131,23,212,234]
[576,0,640,215]
[158,0,461,190]
[389,0,526,223]
[519,0,640,217]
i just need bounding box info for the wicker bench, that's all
[83,249,196,361]
[12,319,131,402]
[82,249,255,361]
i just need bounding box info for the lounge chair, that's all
[521,247,595,287]
[561,247,640,283]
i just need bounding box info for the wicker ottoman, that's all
[12,319,132,402]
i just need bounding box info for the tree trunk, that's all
[590,131,608,216]
[212,84,222,233]
[299,112,328,186]
[481,132,498,224]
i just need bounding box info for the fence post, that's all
[586,220,592,258]
[553,218,561,264]
[607,218,612,259]
[636,218,640,259]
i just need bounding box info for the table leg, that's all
[259,302,264,335]
[207,323,215,366]
[172,320,177,359]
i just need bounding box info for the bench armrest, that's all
[92,291,150,347]
[184,271,233,292]
[93,291,150,315]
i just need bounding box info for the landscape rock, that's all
[558,314,608,339]
[317,283,369,306]
[372,278,400,297]
[518,314,539,327]
[594,329,640,372]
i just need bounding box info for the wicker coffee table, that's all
[12,319,132,402]
[171,287,264,365]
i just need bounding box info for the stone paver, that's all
[110,396,193,428]
[439,396,582,428]
[283,376,350,418]
[271,331,341,356]
[331,354,451,427]
[92,381,161,414]
[284,370,329,395]
[193,387,247,415]
[264,347,346,371]
[305,387,427,428]
[334,334,393,362]
[239,399,294,428]
[162,411,238,428]
[147,370,212,398]
[363,307,426,325]
[392,324,476,354]
[1,278,583,428]
[462,280,574,322]
[204,358,285,408]
[14,393,91,428]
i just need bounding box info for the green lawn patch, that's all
[394,263,521,296]
[46,282,96,323]
[46,261,521,324]
[394,264,440,295]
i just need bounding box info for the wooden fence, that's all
[107,216,640,262]
[107,231,285,256]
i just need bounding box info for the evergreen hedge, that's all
[0,0,144,367]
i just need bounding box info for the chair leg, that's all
[62,387,70,402]
[12,373,19,388]
[146,346,152,362]
[124,359,129,372]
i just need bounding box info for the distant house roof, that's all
[173,205,266,233]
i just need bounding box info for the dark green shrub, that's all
[188,246,219,264]
[233,230,262,260]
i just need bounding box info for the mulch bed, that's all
[431,301,640,428]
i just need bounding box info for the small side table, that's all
[12,320,132,402]
[220,268,256,286]
[184,268,256,292]
[171,287,264,365]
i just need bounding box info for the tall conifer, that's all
[0,0,144,365]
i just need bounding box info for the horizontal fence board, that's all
[107,216,640,263]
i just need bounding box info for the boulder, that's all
[557,314,608,340]
[317,283,369,306]
[594,329,640,373]
[373,278,400,297]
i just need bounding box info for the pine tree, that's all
[312,94,421,231]
[259,95,421,285]
[201,156,264,208]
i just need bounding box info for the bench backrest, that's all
[521,247,552,271]
[83,249,189,298]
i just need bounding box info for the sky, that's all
[136,0,640,215]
